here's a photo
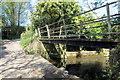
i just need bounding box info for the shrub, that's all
[20,31,34,40]
[24,49,36,54]
[20,30,35,48]
[19,37,33,48]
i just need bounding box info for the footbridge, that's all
[37,1,120,48]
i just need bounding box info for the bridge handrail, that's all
[39,19,64,29]
[40,21,120,35]
[38,1,119,39]
[83,14,120,23]
[39,1,118,29]
[80,1,118,14]
[83,16,120,25]
[40,13,119,34]
[41,32,120,38]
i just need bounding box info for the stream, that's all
[50,55,110,80]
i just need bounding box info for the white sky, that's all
[76,0,118,17]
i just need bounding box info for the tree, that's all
[1,2,31,28]
[1,2,31,39]
[31,2,81,28]
[1,2,16,27]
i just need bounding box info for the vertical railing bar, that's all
[59,26,63,39]
[46,25,50,38]
[35,29,38,36]
[38,28,41,38]
[106,3,112,39]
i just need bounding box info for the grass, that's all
[24,49,36,54]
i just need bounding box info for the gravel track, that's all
[0,39,69,79]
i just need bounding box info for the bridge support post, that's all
[38,28,41,38]
[59,26,63,39]
[35,29,38,36]
[46,25,50,38]
[55,44,67,59]
[106,3,112,39]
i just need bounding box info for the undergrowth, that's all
[19,31,34,48]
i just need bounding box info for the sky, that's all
[22,0,118,26]
[76,0,118,17]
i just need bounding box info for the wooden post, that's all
[106,3,111,39]
[35,29,38,36]
[46,25,50,38]
[38,28,41,38]
[63,19,67,37]
[59,26,63,39]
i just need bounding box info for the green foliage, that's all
[26,23,35,32]
[1,2,31,39]
[101,68,112,79]
[24,49,36,54]
[20,31,34,39]
[19,37,33,48]
[31,1,107,39]
[30,0,118,40]
[20,30,35,48]
[31,2,80,28]
[2,26,25,39]
[1,2,30,27]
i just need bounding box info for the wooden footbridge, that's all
[37,1,120,48]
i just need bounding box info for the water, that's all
[50,55,109,80]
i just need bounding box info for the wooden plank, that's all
[40,39,119,48]
[35,29,38,36]
[83,17,120,25]
[80,1,118,14]
[40,26,46,29]
[83,13,120,23]
[67,29,78,32]
[84,22,120,29]
[51,31,60,34]
[46,25,50,38]
[41,31,120,39]
[38,28,41,38]
[41,31,48,33]
[106,3,112,39]
[50,27,60,31]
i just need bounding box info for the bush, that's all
[20,31,34,40]
[20,30,35,48]
[2,26,25,39]
[19,37,33,48]
[24,49,36,54]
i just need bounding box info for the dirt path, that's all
[0,39,70,79]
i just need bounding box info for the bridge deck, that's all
[40,38,119,48]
